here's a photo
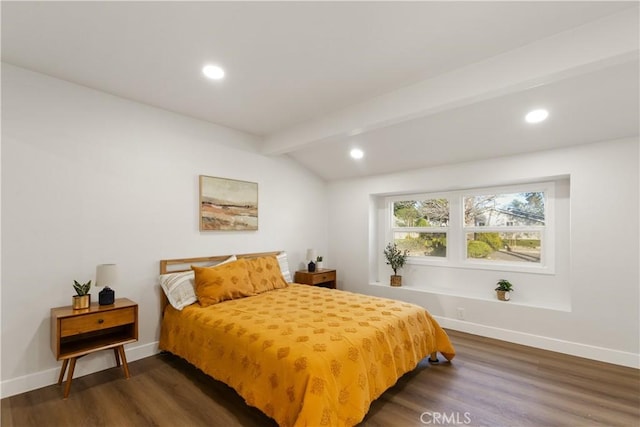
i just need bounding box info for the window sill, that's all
[406,258,555,275]
[368,281,571,312]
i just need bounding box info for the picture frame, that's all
[199,175,258,231]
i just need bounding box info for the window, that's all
[464,191,545,265]
[384,182,555,273]
[391,198,449,258]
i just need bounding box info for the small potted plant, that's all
[495,279,514,301]
[72,280,92,309]
[384,243,408,287]
[316,256,324,270]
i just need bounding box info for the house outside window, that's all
[464,191,546,265]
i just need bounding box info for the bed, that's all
[158,252,455,427]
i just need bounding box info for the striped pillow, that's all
[277,251,293,283]
[159,270,197,311]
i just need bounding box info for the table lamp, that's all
[96,264,117,305]
[306,249,317,272]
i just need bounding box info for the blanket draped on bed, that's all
[159,284,455,427]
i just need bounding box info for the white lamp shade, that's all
[306,249,317,262]
[96,264,118,288]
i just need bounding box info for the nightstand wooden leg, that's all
[113,348,121,367]
[63,357,77,399]
[117,346,130,379]
[57,359,69,385]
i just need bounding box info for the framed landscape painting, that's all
[199,175,258,231]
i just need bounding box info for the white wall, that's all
[0,63,329,397]
[328,138,639,368]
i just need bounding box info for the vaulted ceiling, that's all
[2,2,638,180]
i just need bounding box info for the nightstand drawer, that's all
[309,270,336,285]
[60,307,136,337]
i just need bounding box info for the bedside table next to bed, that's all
[294,269,337,289]
[50,298,138,398]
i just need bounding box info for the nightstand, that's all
[50,297,138,398]
[294,269,337,289]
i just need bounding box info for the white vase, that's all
[316,261,324,269]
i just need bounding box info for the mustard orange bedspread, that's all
[159,284,455,426]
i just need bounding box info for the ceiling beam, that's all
[261,9,639,156]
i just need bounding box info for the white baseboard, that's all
[435,316,640,369]
[0,341,160,399]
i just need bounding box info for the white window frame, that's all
[384,181,555,275]
[387,193,451,265]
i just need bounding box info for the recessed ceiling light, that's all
[525,109,549,124]
[350,148,364,160]
[202,65,225,80]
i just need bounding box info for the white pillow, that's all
[276,251,292,283]
[160,255,237,310]
[159,270,196,311]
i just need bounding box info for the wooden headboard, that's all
[159,251,282,313]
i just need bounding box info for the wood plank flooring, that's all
[2,330,638,426]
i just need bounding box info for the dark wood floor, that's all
[2,330,638,426]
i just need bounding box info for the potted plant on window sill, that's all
[72,280,92,309]
[495,279,514,301]
[384,243,408,287]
